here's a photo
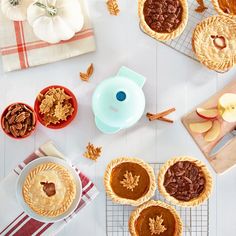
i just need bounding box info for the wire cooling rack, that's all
[140,0,217,61]
[106,163,209,236]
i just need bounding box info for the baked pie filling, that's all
[23,162,76,217]
[110,162,150,200]
[218,0,236,14]
[163,161,206,201]
[135,205,177,236]
[143,0,183,33]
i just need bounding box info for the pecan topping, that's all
[40,182,56,197]
[211,35,227,50]
[1,103,36,138]
[143,0,183,33]
[149,215,167,235]
[120,171,140,191]
[164,161,206,201]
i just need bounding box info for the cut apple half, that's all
[204,120,221,142]
[196,107,218,119]
[218,93,236,123]
[189,120,213,134]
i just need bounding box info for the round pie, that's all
[138,0,188,41]
[129,200,182,236]
[211,0,236,20]
[104,157,156,206]
[192,15,236,72]
[158,157,213,207]
[23,162,76,217]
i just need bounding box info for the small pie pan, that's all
[34,85,78,129]
[1,102,37,139]
[16,156,82,223]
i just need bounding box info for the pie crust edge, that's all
[211,0,236,20]
[104,157,156,206]
[23,162,76,217]
[128,200,183,236]
[138,0,189,41]
[158,156,213,207]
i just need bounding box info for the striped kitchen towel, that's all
[0,0,96,72]
[0,141,99,236]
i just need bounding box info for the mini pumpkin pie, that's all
[129,200,182,236]
[158,157,213,207]
[138,0,188,41]
[104,157,156,206]
[23,162,76,217]
[192,15,236,72]
[211,0,236,20]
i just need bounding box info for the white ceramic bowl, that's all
[16,156,82,223]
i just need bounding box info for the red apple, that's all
[189,120,213,134]
[196,107,218,120]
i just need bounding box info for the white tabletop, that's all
[0,1,236,235]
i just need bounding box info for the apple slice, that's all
[189,120,213,134]
[204,120,221,142]
[218,93,236,122]
[196,107,218,119]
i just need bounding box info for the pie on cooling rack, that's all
[192,15,236,72]
[211,0,236,20]
[129,200,182,236]
[104,157,156,206]
[138,0,188,41]
[158,156,213,207]
[23,162,76,217]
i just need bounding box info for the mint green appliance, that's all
[92,66,146,134]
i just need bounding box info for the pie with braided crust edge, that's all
[23,162,76,217]
[192,15,236,72]
[138,0,188,41]
[104,157,156,206]
[158,156,213,207]
[129,200,182,236]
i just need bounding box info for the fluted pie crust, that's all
[129,200,182,236]
[138,0,188,41]
[192,15,236,72]
[158,156,213,207]
[23,162,76,217]
[104,157,156,206]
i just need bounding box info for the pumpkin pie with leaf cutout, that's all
[138,0,188,41]
[23,162,76,217]
[211,0,236,20]
[192,15,236,72]
[104,157,156,206]
[129,200,182,236]
[158,157,213,207]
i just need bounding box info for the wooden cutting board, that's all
[182,79,236,174]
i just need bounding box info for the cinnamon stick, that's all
[146,108,176,121]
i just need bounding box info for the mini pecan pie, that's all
[104,157,156,206]
[211,0,236,20]
[158,157,213,207]
[23,162,76,217]
[129,200,182,236]
[138,0,188,41]
[192,15,236,72]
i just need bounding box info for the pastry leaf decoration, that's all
[80,63,94,82]
[149,215,167,235]
[120,171,140,191]
[106,0,120,16]
[83,142,102,161]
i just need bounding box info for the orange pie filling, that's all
[218,0,236,14]
[134,205,177,236]
[110,162,150,200]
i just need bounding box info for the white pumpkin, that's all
[27,0,84,43]
[1,0,32,21]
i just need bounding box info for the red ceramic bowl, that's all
[1,102,37,139]
[34,85,78,129]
